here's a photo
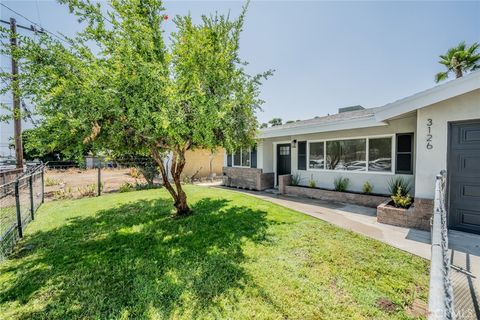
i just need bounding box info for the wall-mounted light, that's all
[291,139,297,148]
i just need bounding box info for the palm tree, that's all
[435,42,480,82]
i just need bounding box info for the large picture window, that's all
[306,136,395,173]
[368,137,392,172]
[233,148,251,168]
[309,142,324,169]
[326,139,366,171]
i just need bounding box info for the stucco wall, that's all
[258,115,417,194]
[182,148,224,179]
[415,89,480,199]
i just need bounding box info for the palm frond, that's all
[435,71,448,83]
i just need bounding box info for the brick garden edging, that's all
[283,184,389,208]
[377,199,433,231]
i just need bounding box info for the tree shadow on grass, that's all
[0,197,271,319]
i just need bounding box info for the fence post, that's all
[14,180,23,238]
[41,166,45,203]
[29,174,34,220]
[97,164,101,196]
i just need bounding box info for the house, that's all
[223,71,480,234]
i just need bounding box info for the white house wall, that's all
[261,115,417,194]
[415,89,480,199]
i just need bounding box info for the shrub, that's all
[119,182,134,193]
[308,180,316,188]
[135,183,162,191]
[128,167,141,178]
[388,177,411,196]
[136,161,159,185]
[77,184,99,197]
[334,177,349,192]
[362,181,373,194]
[53,187,73,200]
[391,188,412,208]
[45,177,62,186]
[291,173,301,186]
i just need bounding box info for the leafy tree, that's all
[0,0,271,216]
[435,41,480,82]
[259,123,268,128]
[268,118,282,126]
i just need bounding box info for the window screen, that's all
[297,141,306,170]
[396,134,413,174]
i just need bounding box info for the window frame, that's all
[232,148,252,168]
[395,133,414,175]
[306,134,396,174]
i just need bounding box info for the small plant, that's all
[363,181,373,194]
[119,182,134,193]
[135,183,161,191]
[45,177,62,186]
[388,177,411,196]
[77,184,98,197]
[334,177,349,192]
[128,167,141,178]
[291,173,301,186]
[391,188,412,208]
[308,180,316,188]
[53,187,73,200]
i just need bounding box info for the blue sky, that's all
[1,0,479,126]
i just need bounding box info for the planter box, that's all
[377,199,432,230]
[284,185,388,208]
[222,167,274,191]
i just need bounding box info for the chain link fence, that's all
[429,170,455,320]
[43,158,163,201]
[0,165,44,261]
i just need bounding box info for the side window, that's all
[297,141,306,170]
[396,133,414,174]
[251,146,257,168]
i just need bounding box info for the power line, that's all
[0,3,70,44]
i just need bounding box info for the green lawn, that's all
[0,186,429,319]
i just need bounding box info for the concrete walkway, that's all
[210,186,480,319]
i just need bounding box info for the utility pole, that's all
[10,18,23,169]
[0,17,45,169]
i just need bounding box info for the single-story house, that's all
[223,71,480,234]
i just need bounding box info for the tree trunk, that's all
[151,147,191,216]
[455,67,463,78]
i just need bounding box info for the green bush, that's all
[391,188,412,208]
[291,173,301,186]
[119,182,134,193]
[362,181,373,194]
[388,177,411,196]
[308,180,316,188]
[334,177,349,192]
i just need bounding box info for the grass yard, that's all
[0,185,429,319]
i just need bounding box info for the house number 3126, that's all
[426,119,433,149]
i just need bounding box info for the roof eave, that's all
[374,71,480,122]
[258,116,387,139]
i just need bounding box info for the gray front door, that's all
[449,120,480,234]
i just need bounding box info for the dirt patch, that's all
[44,168,154,200]
[376,297,397,313]
[405,299,428,318]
